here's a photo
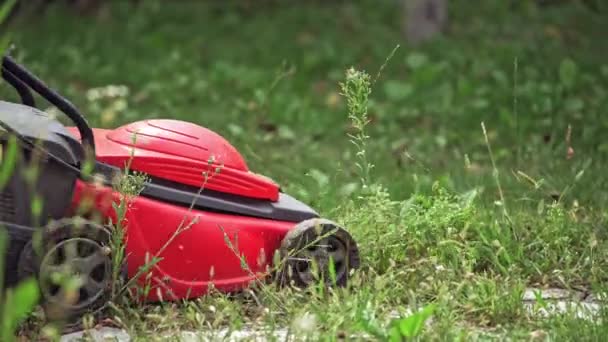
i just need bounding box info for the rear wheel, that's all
[18,219,114,322]
[276,218,360,288]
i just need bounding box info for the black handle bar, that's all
[1,55,96,153]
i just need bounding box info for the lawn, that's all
[2,0,608,340]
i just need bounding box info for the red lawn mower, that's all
[0,53,360,321]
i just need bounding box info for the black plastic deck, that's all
[94,162,319,223]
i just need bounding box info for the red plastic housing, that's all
[71,180,293,301]
[66,119,296,301]
[66,119,280,201]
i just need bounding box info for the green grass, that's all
[2,0,608,340]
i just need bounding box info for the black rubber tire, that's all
[17,219,116,323]
[276,218,360,288]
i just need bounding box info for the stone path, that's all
[521,287,602,321]
[60,288,604,341]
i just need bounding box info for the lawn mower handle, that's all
[1,55,96,152]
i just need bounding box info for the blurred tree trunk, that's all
[10,0,137,17]
[403,0,448,45]
[70,0,105,15]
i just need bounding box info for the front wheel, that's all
[276,218,360,288]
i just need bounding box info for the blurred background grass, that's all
[2,1,608,339]
[2,0,607,213]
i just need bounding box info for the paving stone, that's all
[523,301,601,321]
[584,292,606,303]
[522,288,585,301]
[60,327,131,342]
[179,329,288,342]
[61,294,604,341]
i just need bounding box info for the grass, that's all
[1,0,608,340]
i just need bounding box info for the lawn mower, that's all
[0,53,360,321]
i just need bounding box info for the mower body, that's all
[66,120,319,301]
[1,54,358,318]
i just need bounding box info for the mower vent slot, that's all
[0,188,16,222]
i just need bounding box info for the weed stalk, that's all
[340,67,373,193]
[481,122,514,229]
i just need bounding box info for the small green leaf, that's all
[574,169,584,182]
[1,278,39,342]
[0,0,17,24]
[328,257,336,285]
[240,254,248,270]
[537,199,545,215]
[388,325,403,342]
[0,135,17,191]
[278,125,295,141]
[461,188,479,207]
[81,158,95,177]
[394,303,436,338]
[534,289,548,309]
[30,195,43,219]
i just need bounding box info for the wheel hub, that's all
[39,237,111,310]
[290,234,349,285]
